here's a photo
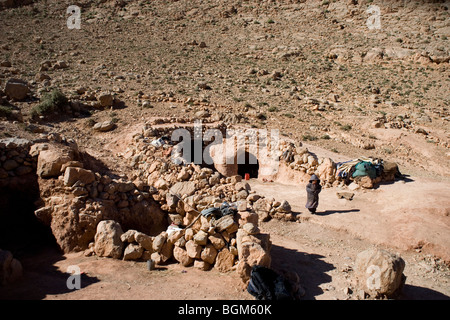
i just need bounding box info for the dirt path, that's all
[249,177,450,262]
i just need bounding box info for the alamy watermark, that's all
[366,265,381,290]
[66,265,81,290]
[366,5,381,30]
[67,5,81,30]
[67,4,382,31]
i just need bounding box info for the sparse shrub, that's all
[0,105,12,118]
[283,113,294,118]
[321,134,331,140]
[302,134,318,141]
[341,124,352,131]
[268,106,278,112]
[86,119,96,127]
[31,89,68,117]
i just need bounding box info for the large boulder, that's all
[236,229,272,283]
[63,167,95,187]
[94,220,124,259]
[36,143,78,178]
[354,248,406,298]
[381,161,399,182]
[4,78,29,101]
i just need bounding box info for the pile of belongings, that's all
[200,202,237,220]
[336,157,384,181]
[150,135,171,148]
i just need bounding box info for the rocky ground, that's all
[0,0,449,300]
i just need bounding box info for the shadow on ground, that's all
[315,209,361,216]
[270,244,334,300]
[400,284,450,300]
[0,246,99,300]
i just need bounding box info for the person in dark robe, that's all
[305,174,322,214]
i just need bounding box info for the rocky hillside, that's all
[0,0,449,300]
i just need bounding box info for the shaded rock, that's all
[0,249,22,286]
[152,232,167,253]
[159,240,174,262]
[2,159,18,171]
[98,92,113,107]
[4,78,29,101]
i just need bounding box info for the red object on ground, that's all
[245,173,250,180]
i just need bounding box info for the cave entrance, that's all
[0,177,57,259]
[237,151,259,179]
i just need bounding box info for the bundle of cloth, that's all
[336,157,384,180]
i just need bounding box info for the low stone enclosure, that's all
[0,118,401,293]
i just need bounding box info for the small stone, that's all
[93,120,115,132]
[63,167,95,187]
[123,243,143,261]
[201,244,218,264]
[185,240,202,259]
[152,232,167,253]
[135,232,153,251]
[193,230,208,246]
[98,92,114,107]
[242,223,260,235]
[120,229,137,243]
[194,259,210,271]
